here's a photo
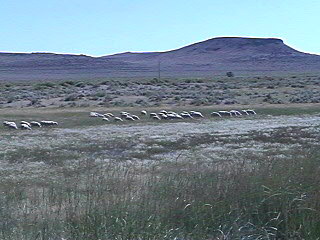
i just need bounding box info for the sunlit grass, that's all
[0,107,319,239]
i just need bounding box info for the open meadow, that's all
[0,104,319,239]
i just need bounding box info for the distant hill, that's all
[1,37,320,81]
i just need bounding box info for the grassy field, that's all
[0,105,319,239]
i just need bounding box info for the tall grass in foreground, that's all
[0,147,319,240]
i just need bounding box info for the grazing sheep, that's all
[125,116,135,121]
[229,110,240,116]
[131,115,140,120]
[40,121,58,126]
[21,121,31,127]
[181,113,193,119]
[102,117,110,121]
[149,113,158,118]
[166,113,176,119]
[218,111,232,117]
[114,117,123,122]
[30,121,42,127]
[3,121,18,129]
[241,109,256,115]
[8,124,18,129]
[245,109,257,115]
[167,111,177,115]
[104,113,114,118]
[174,114,184,120]
[21,123,32,130]
[90,112,98,117]
[90,112,103,117]
[159,114,168,120]
[159,110,168,114]
[152,115,161,120]
[230,110,242,116]
[121,112,130,117]
[242,110,254,115]
[166,113,183,120]
[3,121,15,126]
[190,111,204,118]
[211,112,222,117]
[141,110,147,115]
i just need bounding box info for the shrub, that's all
[226,72,234,77]
[94,91,106,98]
[64,94,78,101]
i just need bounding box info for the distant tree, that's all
[226,72,234,77]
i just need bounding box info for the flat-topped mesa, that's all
[103,37,309,64]
[173,37,303,56]
[206,37,284,44]
[198,37,285,50]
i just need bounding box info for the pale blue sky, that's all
[1,0,319,56]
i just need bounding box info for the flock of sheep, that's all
[3,120,58,130]
[2,109,256,130]
[90,109,257,122]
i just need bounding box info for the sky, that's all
[1,0,319,56]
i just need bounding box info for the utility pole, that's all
[158,59,161,80]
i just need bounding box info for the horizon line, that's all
[1,36,319,57]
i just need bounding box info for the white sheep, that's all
[30,121,42,127]
[131,115,140,120]
[166,113,176,119]
[211,112,222,117]
[229,110,241,116]
[21,121,31,127]
[103,113,114,118]
[21,123,32,130]
[245,109,257,115]
[218,111,232,117]
[174,114,184,120]
[159,114,168,119]
[141,110,147,115]
[40,121,58,126]
[114,117,123,122]
[180,113,193,119]
[3,121,15,126]
[125,116,135,121]
[152,115,161,120]
[230,110,242,116]
[102,117,110,121]
[3,121,18,129]
[190,111,204,118]
[167,111,177,115]
[90,112,103,117]
[241,110,256,115]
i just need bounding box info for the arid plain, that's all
[1,37,320,239]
